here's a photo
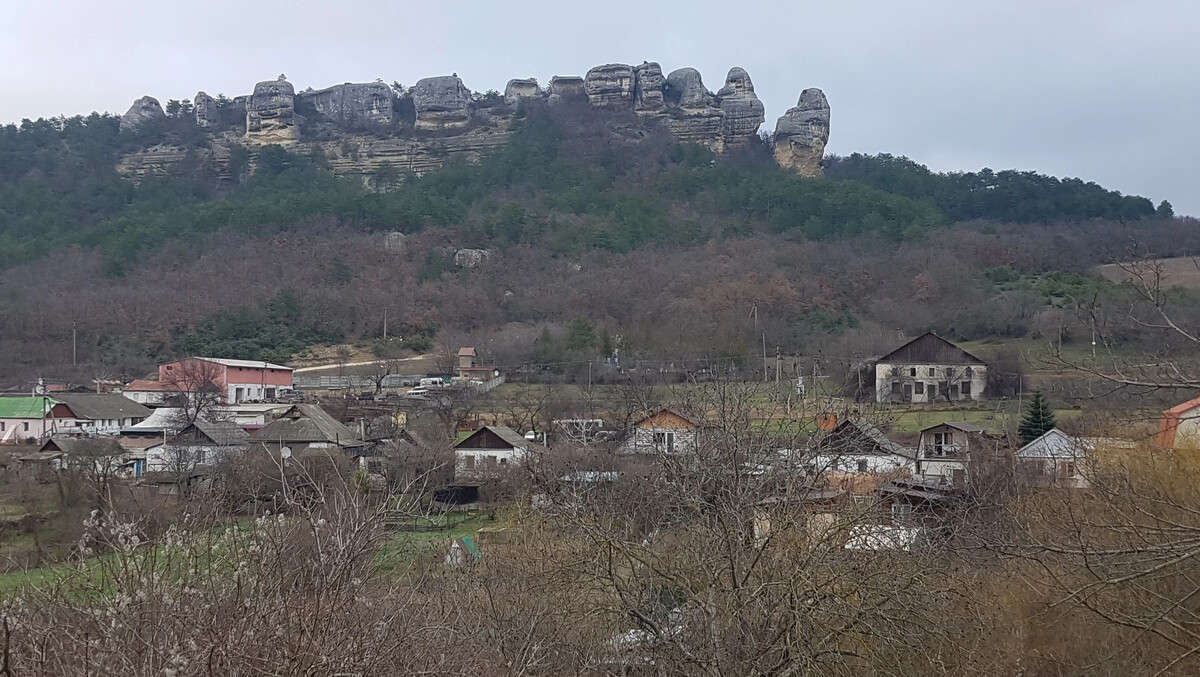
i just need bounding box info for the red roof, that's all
[1157,396,1200,447]
[125,379,172,392]
[458,347,477,357]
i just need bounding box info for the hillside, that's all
[0,75,1192,387]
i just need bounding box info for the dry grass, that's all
[1094,256,1200,290]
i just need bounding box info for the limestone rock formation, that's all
[504,78,540,105]
[716,67,765,143]
[632,62,665,113]
[548,76,586,105]
[194,91,218,127]
[454,248,491,268]
[662,68,725,150]
[774,88,830,177]
[246,76,299,143]
[664,68,716,109]
[302,82,394,127]
[119,96,167,133]
[585,64,635,109]
[412,75,471,131]
[383,232,407,252]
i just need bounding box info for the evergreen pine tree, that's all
[1018,391,1056,444]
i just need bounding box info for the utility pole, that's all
[762,332,768,382]
[775,346,782,386]
[72,320,77,366]
[383,309,388,340]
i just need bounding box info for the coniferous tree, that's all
[1018,391,1056,444]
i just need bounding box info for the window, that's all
[0,422,4,431]
[22,422,28,432]
[928,367,935,377]
[909,367,917,377]
[653,431,676,452]
[891,503,913,524]
[961,381,971,396]
[931,432,952,455]
[857,459,869,472]
[914,382,925,395]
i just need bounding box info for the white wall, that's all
[875,363,987,403]
[455,445,526,476]
[809,452,914,474]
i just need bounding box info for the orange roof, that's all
[457,347,477,357]
[125,379,172,392]
[1157,396,1200,447]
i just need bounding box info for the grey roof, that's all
[1016,428,1088,459]
[250,404,364,447]
[52,393,152,421]
[38,436,125,456]
[188,419,251,447]
[822,419,917,459]
[877,332,987,366]
[920,421,984,434]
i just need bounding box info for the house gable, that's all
[878,332,987,366]
[456,426,524,451]
[635,410,697,431]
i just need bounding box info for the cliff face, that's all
[116,61,829,181]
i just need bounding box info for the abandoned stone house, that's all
[873,333,988,404]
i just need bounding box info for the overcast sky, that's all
[3,1,1197,214]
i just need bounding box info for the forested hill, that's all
[0,102,1169,276]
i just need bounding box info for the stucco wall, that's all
[875,363,987,403]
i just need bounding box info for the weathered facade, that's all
[915,421,984,485]
[874,333,987,404]
[621,408,700,455]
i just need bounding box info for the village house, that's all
[0,397,55,443]
[455,347,502,383]
[147,419,250,473]
[1156,396,1200,449]
[1015,428,1092,489]
[915,421,986,486]
[806,419,917,478]
[156,357,294,404]
[2,394,152,442]
[249,404,365,456]
[17,436,128,482]
[454,425,531,478]
[619,408,702,455]
[121,379,176,406]
[873,332,988,404]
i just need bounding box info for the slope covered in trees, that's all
[0,104,1166,274]
[0,102,1189,381]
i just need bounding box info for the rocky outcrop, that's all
[454,248,491,268]
[246,76,299,143]
[194,92,218,127]
[585,64,635,109]
[664,68,716,109]
[504,78,541,105]
[383,232,407,251]
[716,67,765,143]
[632,62,665,113]
[774,88,830,177]
[548,76,586,105]
[412,75,471,131]
[301,82,393,127]
[315,124,513,177]
[119,96,167,133]
[662,68,725,150]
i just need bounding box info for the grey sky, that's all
[3,1,1197,214]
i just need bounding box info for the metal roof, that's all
[250,404,364,447]
[194,357,293,371]
[0,397,51,419]
[877,332,987,366]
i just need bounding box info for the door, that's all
[903,384,913,401]
[235,387,244,403]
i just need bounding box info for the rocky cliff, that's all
[116,61,829,181]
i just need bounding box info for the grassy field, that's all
[1094,257,1200,290]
